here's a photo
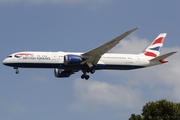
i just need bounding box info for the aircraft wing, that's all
[81,27,139,67]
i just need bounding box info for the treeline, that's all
[129,99,180,120]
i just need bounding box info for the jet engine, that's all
[64,54,82,65]
[54,68,72,78]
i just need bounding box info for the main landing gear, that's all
[14,67,19,74]
[81,74,89,80]
[81,68,95,80]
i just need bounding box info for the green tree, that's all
[129,114,143,120]
[129,99,180,120]
[142,99,180,120]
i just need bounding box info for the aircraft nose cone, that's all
[2,59,7,65]
[3,59,6,65]
[2,58,14,67]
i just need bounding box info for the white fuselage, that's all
[3,51,158,71]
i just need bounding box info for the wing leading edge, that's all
[81,27,139,67]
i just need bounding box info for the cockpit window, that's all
[7,56,12,58]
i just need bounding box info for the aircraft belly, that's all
[95,64,145,70]
[5,62,62,68]
[98,58,145,70]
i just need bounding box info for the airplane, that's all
[2,27,177,80]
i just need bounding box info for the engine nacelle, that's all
[54,68,72,78]
[64,54,82,65]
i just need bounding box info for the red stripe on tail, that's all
[151,37,164,45]
[143,51,157,57]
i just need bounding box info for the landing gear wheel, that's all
[81,74,90,80]
[90,69,95,74]
[81,74,85,79]
[15,70,19,74]
[85,75,89,80]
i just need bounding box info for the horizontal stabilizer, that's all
[150,51,177,61]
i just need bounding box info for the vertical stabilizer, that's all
[143,33,167,58]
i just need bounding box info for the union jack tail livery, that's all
[143,33,167,58]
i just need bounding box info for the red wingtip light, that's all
[159,59,165,63]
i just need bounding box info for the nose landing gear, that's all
[15,70,19,74]
[14,67,19,74]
